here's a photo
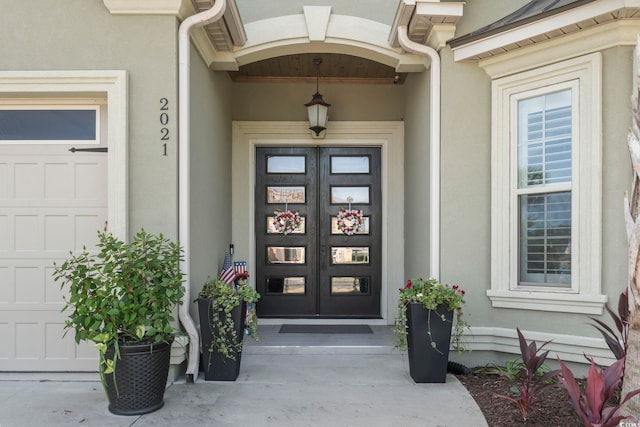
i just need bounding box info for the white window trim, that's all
[0,71,128,240]
[488,53,607,315]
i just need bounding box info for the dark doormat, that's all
[278,324,373,334]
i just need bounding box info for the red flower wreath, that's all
[336,207,363,236]
[273,209,301,235]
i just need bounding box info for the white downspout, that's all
[397,25,441,280]
[178,0,227,382]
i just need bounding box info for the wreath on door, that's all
[336,207,363,235]
[273,209,301,235]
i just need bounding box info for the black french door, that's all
[255,146,381,318]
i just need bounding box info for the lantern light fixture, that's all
[304,57,331,136]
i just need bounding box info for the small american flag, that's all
[219,252,235,284]
[234,261,247,276]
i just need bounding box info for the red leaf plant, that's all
[557,357,640,427]
[495,328,560,421]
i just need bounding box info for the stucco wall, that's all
[439,9,634,347]
[0,0,179,238]
[231,82,404,122]
[188,46,234,305]
[402,71,432,278]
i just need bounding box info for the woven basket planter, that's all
[103,340,172,415]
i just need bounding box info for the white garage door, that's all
[0,142,106,371]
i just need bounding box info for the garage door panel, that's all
[1,209,103,256]
[0,215,7,251]
[1,144,106,371]
[15,266,43,303]
[75,161,106,201]
[15,215,43,252]
[0,266,9,302]
[0,155,106,204]
[0,163,7,199]
[45,215,74,251]
[0,315,97,370]
[44,163,74,200]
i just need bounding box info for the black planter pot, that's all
[406,302,453,383]
[103,340,172,415]
[198,298,246,381]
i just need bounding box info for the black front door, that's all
[255,146,381,318]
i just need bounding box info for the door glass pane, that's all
[331,156,369,174]
[331,216,369,234]
[266,277,305,294]
[0,108,98,141]
[331,277,370,294]
[267,186,305,203]
[267,156,306,173]
[331,187,369,204]
[267,216,306,233]
[267,247,305,264]
[331,247,369,264]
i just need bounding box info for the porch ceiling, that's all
[228,53,407,85]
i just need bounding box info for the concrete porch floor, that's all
[0,326,487,427]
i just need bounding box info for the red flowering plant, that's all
[393,277,468,353]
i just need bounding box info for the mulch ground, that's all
[456,373,584,427]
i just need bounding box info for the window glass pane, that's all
[331,277,370,294]
[266,277,305,294]
[330,187,369,204]
[331,247,369,264]
[331,216,369,234]
[267,216,305,234]
[518,90,572,188]
[0,109,97,141]
[519,191,571,286]
[267,186,305,204]
[331,156,370,174]
[267,156,305,173]
[267,247,305,264]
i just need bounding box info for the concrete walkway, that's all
[0,327,488,427]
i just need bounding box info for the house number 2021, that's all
[160,98,170,156]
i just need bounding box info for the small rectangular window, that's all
[331,247,370,264]
[331,277,370,295]
[267,186,305,204]
[267,156,306,173]
[330,186,369,204]
[330,156,370,174]
[0,106,99,143]
[266,277,305,294]
[267,247,305,264]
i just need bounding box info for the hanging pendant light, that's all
[305,57,331,136]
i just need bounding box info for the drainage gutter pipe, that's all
[178,0,227,382]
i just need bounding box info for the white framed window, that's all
[488,53,607,314]
[0,102,101,144]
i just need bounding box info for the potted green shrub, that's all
[393,277,467,383]
[53,227,184,415]
[197,273,259,381]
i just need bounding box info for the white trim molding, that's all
[479,20,640,79]
[231,121,405,324]
[451,0,640,63]
[0,70,128,240]
[465,327,614,366]
[103,0,182,15]
[488,54,606,315]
